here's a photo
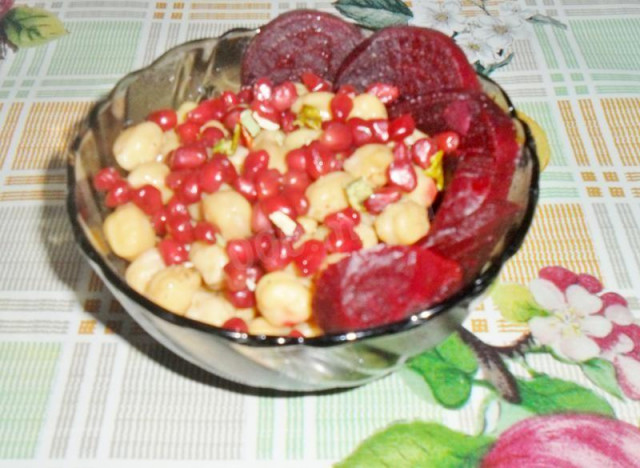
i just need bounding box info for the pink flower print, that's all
[0,0,14,20]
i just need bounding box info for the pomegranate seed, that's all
[165,213,194,243]
[165,196,189,218]
[199,157,237,193]
[251,201,273,233]
[169,143,208,170]
[221,91,239,109]
[147,109,177,131]
[293,239,327,276]
[224,263,263,292]
[226,239,255,268]
[256,168,282,200]
[259,237,294,272]
[336,84,356,97]
[166,169,190,190]
[158,238,189,265]
[272,81,298,112]
[389,114,415,141]
[260,193,296,218]
[365,83,400,104]
[387,160,417,192]
[280,110,296,132]
[222,317,249,333]
[200,126,225,147]
[364,187,402,214]
[243,150,270,180]
[237,87,253,103]
[131,184,163,215]
[93,167,121,192]
[177,171,201,204]
[226,288,256,308]
[326,227,362,253]
[324,207,360,230]
[176,121,201,144]
[151,210,167,236]
[282,169,310,192]
[330,94,353,122]
[187,98,225,125]
[285,148,309,172]
[289,329,304,338]
[105,180,131,207]
[281,188,309,217]
[193,221,218,244]
[370,119,390,143]
[392,142,410,162]
[223,107,244,131]
[434,131,460,153]
[301,71,331,92]
[321,121,353,152]
[252,77,273,102]
[232,175,258,202]
[348,118,375,147]
[411,137,438,168]
[250,99,279,122]
[306,141,337,180]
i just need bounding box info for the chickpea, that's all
[305,171,354,221]
[248,317,291,336]
[127,161,173,203]
[354,223,379,249]
[125,248,166,294]
[185,289,235,326]
[103,203,156,261]
[405,167,438,207]
[291,91,335,121]
[255,271,312,327]
[348,94,387,120]
[235,307,256,323]
[297,216,318,234]
[228,145,249,173]
[342,144,393,188]
[374,200,431,246]
[252,130,287,172]
[113,121,164,171]
[284,128,322,152]
[292,321,323,338]
[202,190,252,240]
[189,241,228,289]
[145,265,201,315]
[159,129,180,158]
[294,82,309,97]
[187,201,202,221]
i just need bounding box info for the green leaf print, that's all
[581,358,624,400]
[490,282,547,322]
[334,0,413,29]
[3,7,67,48]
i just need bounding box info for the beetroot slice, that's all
[241,10,363,86]
[313,245,463,334]
[334,26,480,95]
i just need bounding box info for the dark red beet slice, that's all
[313,245,463,333]
[241,10,363,86]
[334,26,479,95]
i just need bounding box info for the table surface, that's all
[1,1,640,466]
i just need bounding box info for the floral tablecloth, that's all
[1,0,640,466]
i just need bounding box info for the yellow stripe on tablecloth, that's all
[501,203,602,284]
[578,99,613,166]
[6,174,66,185]
[0,103,24,168]
[12,102,93,171]
[558,100,589,166]
[601,97,640,166]
[0,190,66,202]
[191,2,270,10]
[189,12,270,20]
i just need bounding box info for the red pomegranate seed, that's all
[237,87,253,103]
[226,288,256,308]
[280,110,296,132]
[226,239,255,268]
[253,77,273,102]
[260,193,296,218]
[387,160,417,192]
[221,91,239,109]
[370,119,390,143]
[105,180,131,207]
[151,210,167,236]
[348,118,375,147]
[281,169,310,192]
[251,201,273,233]
[193,221,218,244]
[177,171,201,204]
[364,187,402,214]
[158,238,189,265]
[243,150,270,180]
[232,175,258,202]
[224,263,263,292]
[166,169,190,190]
[131,184,163,215]
[434,131,460,153]
[389,114,415,141]
[365,83,400,104]
[321,121,353,152]
[306,142,337,180]
[281,188,309,217]
[147,109,177,131]
[301,71,331,92]
[169,143,208,170]
[259,237,294,272]
[176,121,201,144]
[165,196,189,218]
[325,227,362,253]
[250,99,279,122]
[336,84,357,97]
[256,168,282,200]
[200,126,225,147]
[165,213,194,243]
[223,107,244,131]
[222,317,249,333]
[93,167,122,192]
[330,94,353,122]
[285,148,309,172]
[411,137,438,168]
[293,239,327,276]
[272,81,298,112]
[392,142,410,162]
[187,98,225,125]
[289,329,304,338]
[199,157,237,193]
[324,207,360,230]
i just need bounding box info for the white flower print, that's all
[412,1,467,36]
[472,14,528,51]
[454,31,497,67]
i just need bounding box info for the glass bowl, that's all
[67,28,539,392]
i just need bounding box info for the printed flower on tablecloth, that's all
[412,0,467,36]
[453,31,498,68]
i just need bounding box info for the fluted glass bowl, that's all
[67,28,539,392]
